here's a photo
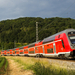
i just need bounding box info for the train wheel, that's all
[40,54,43,58]
[58,54,65,59]
[36,54,39,58]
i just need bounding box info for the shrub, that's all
[32,62,52,75]
[5,58,8,71]
[0,57,5,69]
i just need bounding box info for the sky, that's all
[0,0,75,21]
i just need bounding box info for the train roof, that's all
[28,41,40,48]
[43,28,75,43]
[2,50,5,52]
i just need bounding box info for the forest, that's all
[0,17,75,50]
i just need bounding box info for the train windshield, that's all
[68,32,75,44]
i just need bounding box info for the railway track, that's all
[5,55,75,61]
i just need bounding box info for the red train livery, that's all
[1,29,75,59]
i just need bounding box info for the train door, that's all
[53,43,58,57]
[53,43,56,53]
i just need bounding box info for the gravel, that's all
[48,59,75,70]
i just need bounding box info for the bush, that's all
[5,58,8,71]
[31,62,69,75]
[0,57,5,69]
[0,57,8,74]
[32,62,52,75]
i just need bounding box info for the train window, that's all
[15,51,16,53]
[24,49,28,51]
[40,46,42,49]
[17,51,19,53]
[29,51,34,54]
[24,49,26,51]
[26,49,28,51]
[7,53,9,54]
[20,52,23,54]
[47,48,53,53]
[62,40,65,48]
[10,52,12,53]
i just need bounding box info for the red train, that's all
[1,29,75,59]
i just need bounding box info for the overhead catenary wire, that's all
[38,1,75,33]
[60,1,75,17]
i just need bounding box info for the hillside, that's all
[0,17,75,50]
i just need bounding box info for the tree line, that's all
[0,17,75,50]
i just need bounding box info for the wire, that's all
[38,21,54,33]
[38,1,75,33]
[60,1,75,17]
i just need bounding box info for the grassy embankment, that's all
[9,56,75,75]
[0,57,8,74]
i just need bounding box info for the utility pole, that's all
[36,22,38,42]
[2,45,3,50]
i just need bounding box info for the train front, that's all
[67,30,75,58]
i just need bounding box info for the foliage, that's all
[0,57,8,74]
[0,57,5,69]
[5,58,8,71]
[0,17,75,49]
[31,62,67,75]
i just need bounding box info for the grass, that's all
[0,57,8,74]
[0,57,5,69]
[32,62,68,75]
[5,58,8,71]
[11,57,36,70]
[9,56,75,75]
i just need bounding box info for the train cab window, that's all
[47,48,53,53]
[61,40,65,48]
[68,32,75,44]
